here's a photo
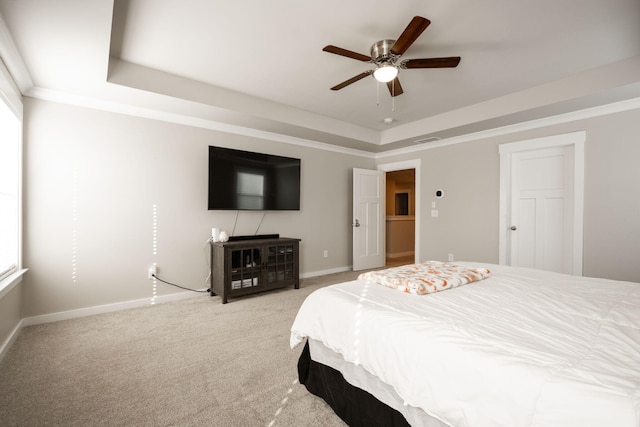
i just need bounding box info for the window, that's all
[0,97,20,282]
[236,170,265,210]
[395,192,409,215]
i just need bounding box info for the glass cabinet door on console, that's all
[267,243,296,284]
[210,237,300,303]
[230,248,262,290]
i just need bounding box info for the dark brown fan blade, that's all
[386,78,404,97]
[330,70,373,90]
[323,45,371,62]
[390,16,431,56]
[402,57,461,69]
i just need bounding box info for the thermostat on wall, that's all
[435,189,444,198]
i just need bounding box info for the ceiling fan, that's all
[323,16,461,97]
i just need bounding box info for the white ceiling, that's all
[1,0,640,154]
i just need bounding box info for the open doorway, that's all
[385,169,416,267]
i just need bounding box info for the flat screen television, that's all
[208,146,301,210]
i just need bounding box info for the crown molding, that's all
[21,83,640,161]
[375,96,640,159]
[0,13,33,94]
[4,8,640,159]
[26,86,378,159]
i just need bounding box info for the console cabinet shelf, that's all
[210,237,300,303]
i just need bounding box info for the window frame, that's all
[0,60,25,296]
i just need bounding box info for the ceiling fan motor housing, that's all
[371,39,397,63]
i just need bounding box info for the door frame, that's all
[378,159,421,264]
[498,131,585,274]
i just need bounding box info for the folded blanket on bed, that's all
[357,261,491,295]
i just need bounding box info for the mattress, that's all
[291,262,640,427]
[306,338,447,427]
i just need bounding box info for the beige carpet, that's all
[0,270,363,426]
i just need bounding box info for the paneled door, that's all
[352,168,385,271]
[499,132,584,275]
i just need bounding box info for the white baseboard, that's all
[0,318,25,364]
[15,267,352,329]
[1,289,207,362]
[22,289,207,327]
[2,267,353,360]
[300,266,352,278]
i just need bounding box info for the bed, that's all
[290,262,640,427]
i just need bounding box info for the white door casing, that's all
[352,168,385,271]
[378,159,421,264]
[499,131,585,275]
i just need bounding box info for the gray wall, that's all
[14,97,640,321]
[377,107,640,283]
[21,98,373,317]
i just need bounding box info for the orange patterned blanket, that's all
[357,261,491,295]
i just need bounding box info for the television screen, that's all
[208,146,301,210]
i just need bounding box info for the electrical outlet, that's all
[323,250,329,258]
[148,264,157,280]
[448,254,454,262]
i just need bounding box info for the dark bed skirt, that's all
[297,341,411,427]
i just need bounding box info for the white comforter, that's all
[290,263,640,427]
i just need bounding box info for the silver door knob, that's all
[510,226,517,231]
[353,219,360,227]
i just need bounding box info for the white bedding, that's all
[291,262,640,427]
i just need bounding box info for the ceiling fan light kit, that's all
[373,64,398,83]
[323,16,461,97]
[371,39,399,83]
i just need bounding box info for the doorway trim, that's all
[378,159,421,263]
[498,131,585,274]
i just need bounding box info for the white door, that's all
[353,168,385,271]
[499,132,584,275]
[510,147,574,273]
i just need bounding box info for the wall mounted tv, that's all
[208,146,301,210]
